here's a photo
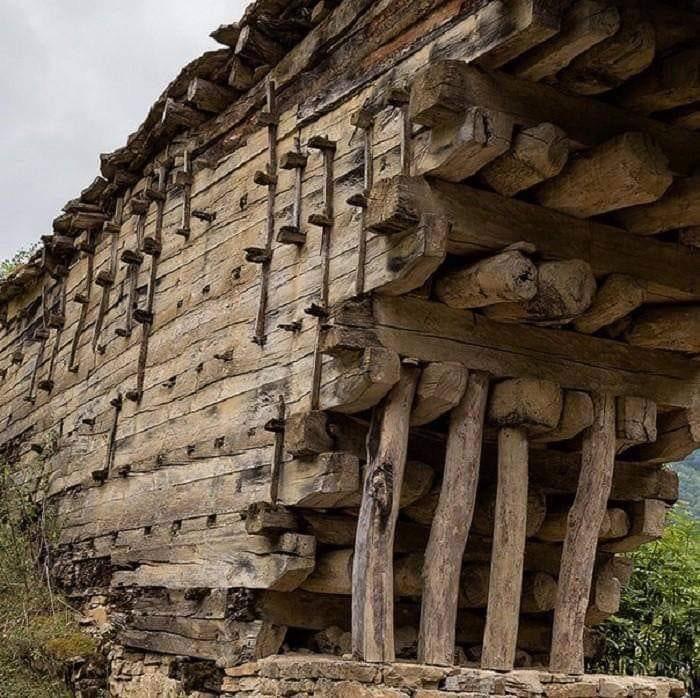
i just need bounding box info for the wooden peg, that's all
[278,320,302,333]
[126,389,142,403]
[133,309,154,325]
[254,170,278,186]
[91,468,108,484]
[347,192,368,208]
[245,247,272,264]
[280,151,308,170]
[95,270,115,288]
[191,209,216,222]
[73,292,90,305]
[277,226,306,246]
[308,213,334,228]
[304,302,329,319]
[128,197,149,216]
[142,237,162,257]
[307,135,337,152]
[121,249,144,266]
[37,379,54,393]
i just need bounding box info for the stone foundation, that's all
[106,653,688,698]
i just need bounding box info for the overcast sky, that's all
[0,0,247,260]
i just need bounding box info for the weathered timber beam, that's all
[367,175,700,298]
[616,176,700,235]
[537,506,629,543]
[210,22,241,48]
[418,371,488,666]
[186,77,237,114]
[601,499,668,554]
[161,98,208,131]
[325,295,700,407]
[627,407,699,465]
[352,362,420,662]
[481,378,562,671]
[616,396,657,453]
[534,132,672,218]
[625,306,700,354]
[409,60,700,174]
[532,390,593,443]
[550,392,616,674]
[573,274,647,335]
[410,361,468,427]
[617,47,700,115]
[509,1,620,82]
[556,1,655,96]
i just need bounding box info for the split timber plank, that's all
[368,176,700,299]
[550,393,616,674]
[352,362,420,663]
[326,296,700,408]
[409,60,700,175]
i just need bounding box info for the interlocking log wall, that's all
[0,0,699,681]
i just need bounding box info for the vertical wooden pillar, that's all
[350,108,374,296]
[352,361,420,662]
[550,392,616,674]
[418,370,489,666]
[481,426,529,670]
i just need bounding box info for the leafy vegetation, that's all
[590,505,700,690]
[0,454,97,697]
[0,244,38,282]
[673,450,700,519]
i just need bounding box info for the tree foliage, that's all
[0,244,38,282]
[590,506,700,690]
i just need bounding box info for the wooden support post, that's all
[481,378,562,671]
[101,393,123,482]
[352,361,420,662]
[278,140,308,246]
[38,281,66,393]
[253,80,279,346]
[388,87,412,176]
[120,193,150,338]
[68,230,96,373]
[175,151,193,240]
[269,395,286,504]
[550,392,616,674]
[94,198,123,349]
[308,134,337,410]
[350,108,374,296]
[417,371,488,666]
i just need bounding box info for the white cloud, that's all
[0,0,247,258]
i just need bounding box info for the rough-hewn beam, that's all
[409,60,700,174]
[625,306,700,354]
[628,408,699,466]
[326,295,700,407]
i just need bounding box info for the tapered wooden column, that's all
[481,378,562,671]
[550,393,616,674]
[418,370,489,666]
[352,361,420,662]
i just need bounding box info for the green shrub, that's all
[0,244,38,282]
[589,506,700,690]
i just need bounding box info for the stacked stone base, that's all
[107,653,688,698]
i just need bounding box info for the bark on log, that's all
[434,249,538,310]
[535,132,672,219]
[483,259,596,325]
[550,392,616,674]
[557,2,655,96]
[351,363,420,662]
[573,274,646,335]
[509,1,620,82]
[418,371,489,666]
[414,107,514,182]
[625,306,700,354]
[481,122,569,197]
[410,361,469,427]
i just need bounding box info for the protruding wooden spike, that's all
[481,122,569,196]
[625,306,700,354]
[279,152,308,170]
[484,259,596,325]
[415,107,514,182]
[186,77,236,114]
[535,132,672,218]
[128,197,150,216]
[365,175,424,236]
[346,192,367,208]
[308,213,333,228]
[284,411,333,459]
[307,135,337,152]
[601,499,667,554]
[629,408,700,465]
[254,170,278,186]
[95,270,115,288]
[191,209,216,223]
[573,274,646,335]
[245,247,272,264]
[228,54,258,91]
[245,502,298,535]
[277,226,306,246]
[435,249,538,310]
[142,237,162,257]
[510,1,620,82]
[121,249,144,266]
[410,362,468,427]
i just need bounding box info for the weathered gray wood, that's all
[418,370,489,666]
[410,361,468,427]
[616,396,657,453]
[533,390,594,443]
[509,1,620,82]
[573,274,647,335]
[625,306,700,354]
[629,408,700,465]
[186,77,237,114]
[351,363,420,662]
[284,411,334,458]
[550,392,616,674]
[535,132,672,219]
[601,499,667,553]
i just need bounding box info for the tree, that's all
[589,506,700,690]
[0,244,38,282]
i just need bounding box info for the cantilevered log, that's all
[476,0,562,70]
[434,249,538,309]
[161,98,208,131]
[481,378,562,671]
[284,411,333,459]
[366,175,700,298]
[625,306,700,354]
[551,392,616,674]
[210,22,240,47]
[574,274,647,334]
[602,499,667,554]
[235,24,286,67]
[616,397,657,453]
[326,295,699,407]
[533,390,594,443]
[629,408,700,465]
[509,1,620,82]
[319,346,400,414]
[410,361,468,426]
[483,259,596,325]
[617,177,700,235]
[680,227,700,248]
[414,107,514,182]
[534,133,672,218]
[409,60,699,174]
[228,55,258,91]
[352,363,420,662]
[617,47,700,115]
[481,122,569,196]
[537,507,628,543]
[186,77,237,114]
[418,371,488,666]
[556,2,655,96]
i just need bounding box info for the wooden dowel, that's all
[94,198,123,349]
[68,233,95,372]
[352,362,420,662]
[418,370,488,666]
[481,425,529,671]
[353,109,374,296]
[550,392,616,674]
[269,395,286,504]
